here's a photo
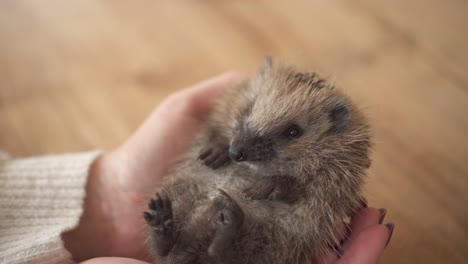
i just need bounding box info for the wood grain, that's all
[0,1,467,263]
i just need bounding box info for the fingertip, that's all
[215,71,248,84]
[187,71,248,116]
[191,71,247,96]
[342,207,382,251]
[384,222,395,247]
[338,224,391,264]
[378,208,387,224]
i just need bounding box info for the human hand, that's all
[320,206,394,264]
[63,72,246,261]
[63,72,393,264]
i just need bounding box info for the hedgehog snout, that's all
[229,147,247,162]
[229,135,276,162]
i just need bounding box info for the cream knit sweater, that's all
[0,151,100,264]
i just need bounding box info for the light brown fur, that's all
[144,59,372,264]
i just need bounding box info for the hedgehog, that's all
[143,58,372,264]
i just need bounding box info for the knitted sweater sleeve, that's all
[0,151,101,264]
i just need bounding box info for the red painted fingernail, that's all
[385,222,395,247]
[360,197,368,208]
[378,208,387,224]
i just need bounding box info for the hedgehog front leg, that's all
[143,192,176,257]
[242,177,276,200]
[199,127,232,169]
[199,142,230,169]
[243,175,301,203]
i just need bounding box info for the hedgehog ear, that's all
[258,56,273,74]
[328,103,350,134]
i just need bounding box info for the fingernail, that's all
[360,197,368,208]
[378,208,387,224]
[385,222,395,247]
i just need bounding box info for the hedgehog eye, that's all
[283,124,303,139]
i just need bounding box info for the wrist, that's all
[62,154,117,261]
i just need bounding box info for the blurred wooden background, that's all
[0,0,467,263]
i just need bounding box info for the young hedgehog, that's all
[143,58,372,264]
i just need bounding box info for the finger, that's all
[337,224,392,264]
[118,72,246,190]
[81,257,150,264]
[185,71,246,117]
[342,207,384,251]
[154,71,246,122]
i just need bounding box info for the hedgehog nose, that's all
[229,148,247,162]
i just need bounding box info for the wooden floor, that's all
[1,1,467,263]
